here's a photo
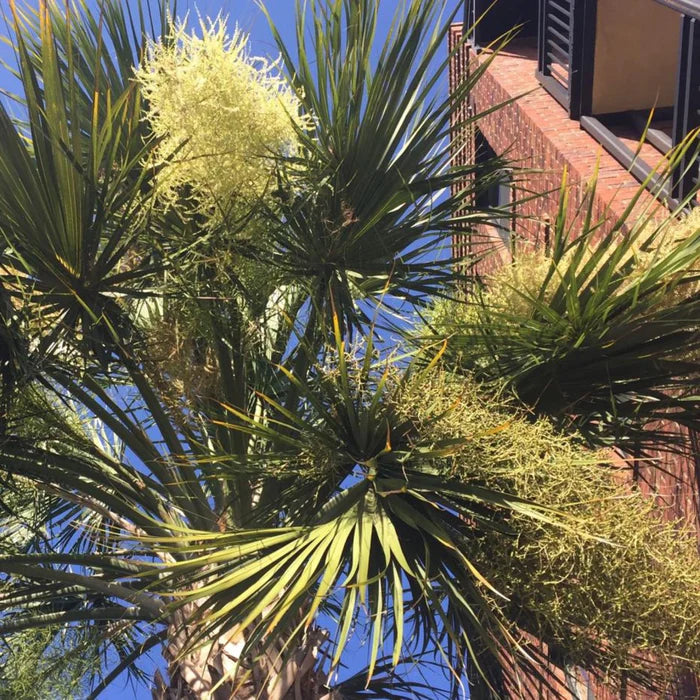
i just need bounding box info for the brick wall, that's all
[449,24,699,700]
[449,28,667,276]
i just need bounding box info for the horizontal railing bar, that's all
[547,9,571,26]
[651,0,700,19]
[548,52,570,68]
[546,35,569,54]
[547,1,572,19]
[548,25,570,46]
[549,69,570,88]
[548,12,571,33]
[547,51,570,70]
[646,127,674,153]
[629,112,674,152]
[581,115,672,200]
[549,64,569,78]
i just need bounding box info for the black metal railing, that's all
[537,0,575,111]
[672,14,700,201]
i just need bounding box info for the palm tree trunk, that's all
[152,608,332,700]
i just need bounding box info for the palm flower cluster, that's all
[398,370,700,687]
[135,16,303,223]
[432,206,700,332]
[484,206,700,314]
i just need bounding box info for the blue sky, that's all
[0,0,464,697]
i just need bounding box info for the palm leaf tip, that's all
[139,353,700,690]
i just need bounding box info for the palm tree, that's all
[0,1,698,699]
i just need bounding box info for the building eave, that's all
[653,0,700,18]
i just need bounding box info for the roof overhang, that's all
[652,0,700,18]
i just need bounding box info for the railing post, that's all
[538,0,548,77]
[569,0,584,118]
[672,14,700,202]
[571,0,597,118]
[537,0,597,118]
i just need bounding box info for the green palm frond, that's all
[257,0,516,333]
[0,388,168,696]
[0,0,173,366]
[129,337,596,690]
[428,165,700,453]
[9,0,172,145]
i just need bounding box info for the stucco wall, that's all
[592,0,681,114]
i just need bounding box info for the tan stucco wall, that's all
[592,0,681,114]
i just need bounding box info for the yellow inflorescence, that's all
[135,16,303,223]
[399,370,700,682]
[428,207,700,356]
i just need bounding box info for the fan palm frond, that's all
[0,0,174,366]
[257,0,516,334]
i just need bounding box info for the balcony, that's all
[536,0,700,203]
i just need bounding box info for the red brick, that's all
[449,24,699,700]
